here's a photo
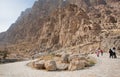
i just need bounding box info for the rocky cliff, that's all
[0,0,120,58]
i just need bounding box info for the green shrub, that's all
[87,56,96,66]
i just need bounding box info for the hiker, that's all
[99,48,104,56]
[96,48,100,57]
[109,47,117,58]
[109,48,113,58]
[112,47,117,58]
[96,48,103,57]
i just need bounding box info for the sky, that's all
[0,0,36,33]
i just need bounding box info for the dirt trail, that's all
[0,53,120,77]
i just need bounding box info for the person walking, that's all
[109,47,117,58]
[96,48,100,57]
[96,48,104,57]
[109,48,113,58]
[112,47,117,58]
[100,48,104,56]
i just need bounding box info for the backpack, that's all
[109,49,113,53]
[100,50,103,53]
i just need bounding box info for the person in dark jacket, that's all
[112,47,117,58]
[109,47,117,58]
[109,48,113,58]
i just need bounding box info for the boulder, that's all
[79,56,88,61]
[68,54,87,62]
[68,59,85,71]
[45,60,57,71]
[57,63,69,70]
[68,54,79,62]
[33,60,45,69]
[61,54,69,63]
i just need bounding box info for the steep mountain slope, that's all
[0,0,120,58]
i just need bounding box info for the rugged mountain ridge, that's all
[0,0,120,58]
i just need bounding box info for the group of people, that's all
[96,47,117,58]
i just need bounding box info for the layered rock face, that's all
[0,0,120,58]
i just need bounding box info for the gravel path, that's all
[0,53,120,77]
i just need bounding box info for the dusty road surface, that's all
[0,53,120,77]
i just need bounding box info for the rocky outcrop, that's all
[0,0,120,58]
[30,53,96,71]
[1,4,98,58]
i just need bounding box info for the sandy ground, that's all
[0,53,120,77]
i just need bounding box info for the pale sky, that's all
[0,0,36,33]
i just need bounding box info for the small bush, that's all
[87,56,96,66]
[89,60,96,66]
[0,50,9,60]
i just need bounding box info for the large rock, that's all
[68,54,87,62]
[68,59,85,71]
[45,60,57,71]
[61,54,69,63]
[57,63,69,70]
[33,60,45,69]
[68,54,79,62]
